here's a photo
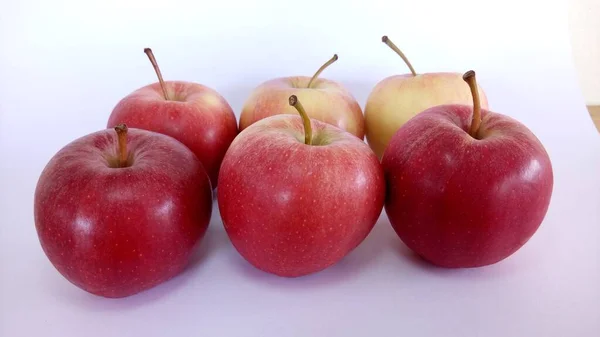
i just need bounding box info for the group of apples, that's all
[33,37,554,298]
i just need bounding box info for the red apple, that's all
[382,70,553,268]
[218,95,385,277]
[239,54,365,139]
[107,48,238,188]
[33,124,213,298]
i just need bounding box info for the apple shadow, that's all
[49,264,193,312]
[227,215,393,290]
[186,205,230,265]
[390,232,525,280]
[54,213,229,312]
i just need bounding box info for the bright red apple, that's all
[218,95,385,277]
[382,70,554,268]
[34,124,213,298]
[107,48,238,188]
[239,54,365,139]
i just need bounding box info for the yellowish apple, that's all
[240,54,365,139]
[364,36,489,158]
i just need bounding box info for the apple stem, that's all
[307,54,338,89]
[382,36,416,76]
[114,124,129,168]
[288,95,312,145]
[144,48,170,101]
[463,70,482,138]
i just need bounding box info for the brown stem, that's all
[114,124,129,167]
[462,70,482,138]
[307,54,338,88]
[144,48,170,100]
[288,95,312,145]
[382,36,416,76]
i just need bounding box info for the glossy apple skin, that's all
[365,72,489,158]
[107,80,238,188]
[382,105,553,268]
[239,76,365,139]
[34,128,213,298]
[218,115,385,277]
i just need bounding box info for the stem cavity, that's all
[288,95,312,145]
[382,35,416,76]
[144,48,170,101]
[307,54,338,89]
[462,70,482,138]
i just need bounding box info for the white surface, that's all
[569,0,600,104]
[1,0,599,336]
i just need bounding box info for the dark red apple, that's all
[33,124,213,298]
[382,70,554,268]
[218,95,385,277]
[107,48,238,188]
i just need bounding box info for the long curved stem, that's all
[144,48,170,100]
[462,70,482,138]
[382,36,416,76]
[288,95,312,145]
[307,54,338,88]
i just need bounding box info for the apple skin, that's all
[218,115,385,277]
[382,105,553,268]
[107,80,238,188]
[365,72,489,158]
[239,76,365,139]
[33,127,213,298]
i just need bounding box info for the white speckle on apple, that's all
[201,92,223,108]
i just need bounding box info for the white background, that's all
[569,0,600,104]
[1,0,599,336]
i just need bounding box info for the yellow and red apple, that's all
[239,54,365,139]
[365,36,489,158]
